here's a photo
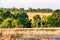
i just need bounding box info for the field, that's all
[27,12,53,20]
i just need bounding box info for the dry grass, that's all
[0,29,60,35]
[27,12,53,20]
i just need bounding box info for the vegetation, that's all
[31,15,41,28]
[0,8,31,28]
[47,9,60,27]
[0,7,60,28]
[27,8,53,13]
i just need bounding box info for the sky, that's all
[0,0,60,9]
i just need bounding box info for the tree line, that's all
[0,7,60,28]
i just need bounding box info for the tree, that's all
[45,8,53,12]
[0,17,3,24]
[17,12,31,28]
[27,7,32,12]
[2,10,12,19]
[19,8,24,11]
[36,8,41,12]
[42,16,51,27]
[11,11,31,28]
[0,18,12,28]
[12,19,20,28]
[33,15,41,21]
[0,8,4,12]
[11,7,17,11]
[48,9,60,27]
[32,15,41,28]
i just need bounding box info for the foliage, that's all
[27,8,53,13]
[0,7,60,28]
[47,9,60,27]
[0,8,31,28]
[31,15,41,28]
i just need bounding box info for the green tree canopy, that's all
[32,15,41,28]
[48,9,60,27]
